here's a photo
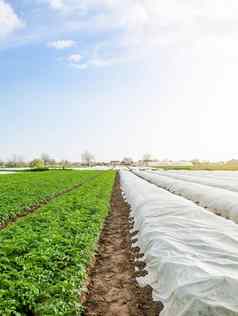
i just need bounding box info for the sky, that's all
[1,0,238,162]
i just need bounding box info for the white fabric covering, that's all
[120,170,238,316]
[152,171,238,193]
[134,170,238,223]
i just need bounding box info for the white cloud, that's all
[45,0,238,75]
[71,63,88,70]
[0,0,24,38]
[68,53,81,63]
[48,39,75,49]
[48,0,238,126]
[44,0,238,86]
[46,1,238,47]
[48,0,64,10]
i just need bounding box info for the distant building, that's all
[121,159,133,166]
[110,161,121,167]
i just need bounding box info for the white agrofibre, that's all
[134,170,238,223]
[120,170,238,316]
[152,170,238,193]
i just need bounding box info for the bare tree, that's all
[6,154,25,168]
[122,157,133,165]
[81,151,95,166]
[41,153,57,167]
[142,153,153,167]
[41,153,51,165]
[0,158,4,167]
[142,153,152,162]
[60,160,71,169]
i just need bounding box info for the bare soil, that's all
[83,174,163,316]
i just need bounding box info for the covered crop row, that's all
[120,170,238,316]
[165,170,238,178]
[153,170,238,192]
[0,170,100,226]
[0,171,115,315]
[134,170,238,223]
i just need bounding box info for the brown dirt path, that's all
[83,174,163,316]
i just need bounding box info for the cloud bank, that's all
[45,0,238,70]
[0,0,24,38]
[48,39,76,49]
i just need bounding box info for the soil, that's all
[83,174,163,316]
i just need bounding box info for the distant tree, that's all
[5,161,15,168]
[6,154,25,168]
[41,153,58,167]
[15,155,24,167]
[60,160,71,169]
[191,159,200,164]
[142,154,152,162]
[30,159,45,169]
[122,157,133,165]
[0,159,4,167]
[142,154,153,166]
[227,159,238,164]
[81,151,95,166]
[41,153,51,165]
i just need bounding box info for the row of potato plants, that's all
[0,170,115,315]
[0,170,100,226]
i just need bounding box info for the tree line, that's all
[0,151,96,169]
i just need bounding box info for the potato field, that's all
[1,169,238,316]
[0,170,115,315]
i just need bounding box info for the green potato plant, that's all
[0,170,100,226]
[0,171,115,315]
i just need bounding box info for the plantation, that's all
[0,170,100,226]
[121,170,238,316]
[134,170,238,222]
[0,170,115,315]
[2,169,238,316]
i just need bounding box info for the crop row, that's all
[153,170,238,192]
[134,170,238,222]
[0,170,115,315]
[120,170,238,316]
[0,170,100,226]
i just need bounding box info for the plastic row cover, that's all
[120,170,238,316]
[159,170,238,178]
[152,170,238,193]
[134,170,238,223]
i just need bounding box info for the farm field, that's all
[0,170,101,226]
[153,170,238,192]
[0,170,115,315]
[3,1,237,315]
[1,169,238,316]
[133,170,238,222]
[121,170,238,316]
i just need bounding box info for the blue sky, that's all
[1,0,238,162]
